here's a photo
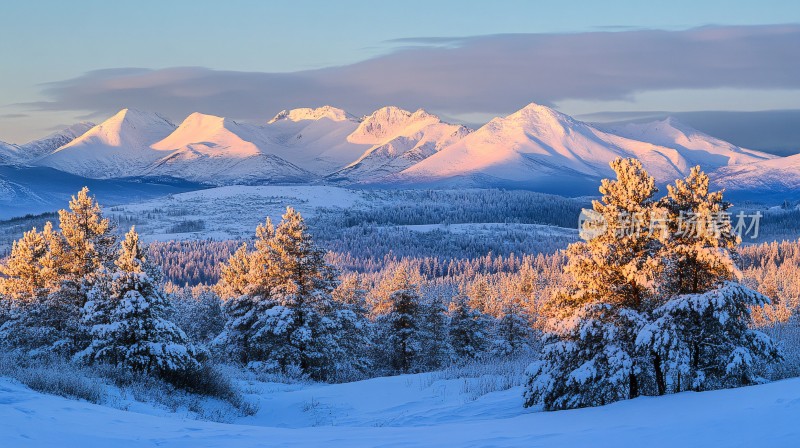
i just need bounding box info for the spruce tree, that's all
[525,158,661,410]
[637,168,781,394]
[0,227,50,302]
[492,299,533,356]
[378,287,424,373]
[76,227,201,376]
[657,166,739,296]
[58,187,117,293]
[448,294,491,361]
[215,208,367,381]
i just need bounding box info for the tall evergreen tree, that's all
[76,227,201,376]
[215,208,367,381]
[377,287,424,373]
[58,187,117,294]
[657,166,739,296]
[525,158,661,410]
[0,227,49,303]
[638,168,781,394]
[492,299,533,356]
[448,294,491,361]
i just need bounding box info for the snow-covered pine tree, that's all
[0,227,50,303]
[58,187,117,296]
[378,287,424,373]
[637,168,781,394]
[492,298,533,356]
[637,282,781,393]
[656,166,739,296]
[76,227,201,377]
[525,158,661,410]
[0,221,77,355]
[448,294,491,361]
[370,261,429,373]
[329,273,373,381]
[214,208,366,381]
[419,296,452,370]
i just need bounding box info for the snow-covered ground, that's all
[108,185,370,242]
[404,222,577,238]
[2,373,799,447]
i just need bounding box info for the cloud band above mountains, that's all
[24,25,800,122]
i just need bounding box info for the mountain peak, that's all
[348,106,443,145]
[507,102,572,124]
[109,108,174,127]
[51,108,176,152]
[268,106,356,124]
[180,112,228,129]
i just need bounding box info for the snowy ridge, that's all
[19,122,96,163]
[712,153,800,192]
[37,109,177,178]
[336,118,471,181]
[393,103,691,188]
[598,117,776,169]
[0,141,17,164]
[268,106,358,123]
[0,122,95,165]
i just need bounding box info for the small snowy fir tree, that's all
[329,273,373,381]
[371,262,429,373]
[76,227,201,377]
[525,158,661,410]
[0,227,50,302]
[448,294,491,361]
[419,297,453,370]
[492,299,533,356]
[377,287,424,373]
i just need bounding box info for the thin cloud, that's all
[21,25,800,123]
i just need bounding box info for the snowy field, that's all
[107,185,371,242]
[2,373,799,447]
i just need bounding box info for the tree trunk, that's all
[628,371,640,399]
[653,351,666,395]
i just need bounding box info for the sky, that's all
[1,0,799,153]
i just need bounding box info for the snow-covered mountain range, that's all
[1,102,793,197]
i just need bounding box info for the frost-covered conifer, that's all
[419,297,452,369]
[657,166,739,296]
[525,158,661,410]
[492,299,533,356]
[58,187,117,293]
[215,208,369,381]
[448,294,491,360]
[0,227,49,302]
[637,282,781,393]
[76,227,201,376]
[637,168,781,394]
[377,287,424,373]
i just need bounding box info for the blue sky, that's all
[2,0,799,152]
